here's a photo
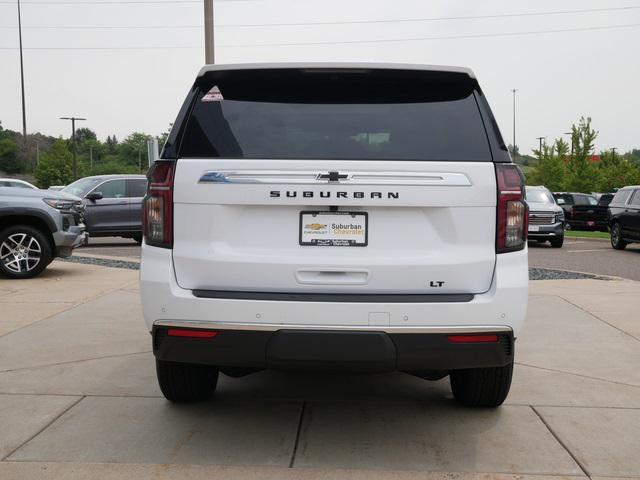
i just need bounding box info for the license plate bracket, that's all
[299,211,368,247]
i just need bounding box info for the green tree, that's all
[0,137,21,174]
[34,140,73,188]
[564,117,600,192]
[596,150,640,191]
[118,132,151,172]
[528,139,568,191]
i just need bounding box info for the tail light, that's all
[495,163,528,253]
[143,161,175,249]
[569,207,575,220]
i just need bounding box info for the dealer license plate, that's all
[529,225,540,232]
[299,211,368,247]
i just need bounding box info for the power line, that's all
[2,4,640,27]
[1,22,639,50]
[225,22,640,48]
[197,5,640,27]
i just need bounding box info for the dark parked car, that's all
[62,175,147,243]
[608,186,640,249]
[553,192,608,231]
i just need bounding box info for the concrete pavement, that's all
[1,262,639,479]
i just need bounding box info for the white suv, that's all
[140,63,528,407]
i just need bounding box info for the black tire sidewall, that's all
[611,223,626,250]
[0,225,53,279]
[550,236,564,248]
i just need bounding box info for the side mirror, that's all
[556,198,565,205]
[86,191,103,201]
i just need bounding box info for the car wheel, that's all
[450,361,513,407]
[610,223,627,250]
[550,236,564,248]
[156,360,218,402]
[0,225,52,279]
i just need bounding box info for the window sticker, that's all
[202,85,224,102]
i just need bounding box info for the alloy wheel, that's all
[0,233,42,273]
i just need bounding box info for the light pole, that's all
[17,0,27,142]
[512,89,517,160]
[564,132,574,159]
[60,117,86,179]
[536,136,545,153]
[204,0,214,64]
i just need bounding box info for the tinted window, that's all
[598,194,613,206]
[630,190,640,207]
[554,194,573,205]
[127,179,147,198]
[64,177,102,197]
[573,195,597,206]
[10,181,33,189]
[177,68,492,162]
[611,189,631,205]
[96,179,126,199]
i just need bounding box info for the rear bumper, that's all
[153,326,514,372]
[141,245,528,351]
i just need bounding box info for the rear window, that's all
[175,68,492,162]
[611,189,632,205]
[573,195,597,206]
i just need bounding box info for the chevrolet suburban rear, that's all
[140,63,529,407]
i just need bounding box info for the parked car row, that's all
[0,174,147,278]
[524,185,640,251]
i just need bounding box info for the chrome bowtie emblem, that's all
[316,172,349,182]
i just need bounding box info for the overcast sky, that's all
[1,0,639,155]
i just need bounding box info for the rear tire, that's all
[450,361,513,407]
[156,360,218,402]
[0,225,52,279]
[610,223,627,250]
[550,236,564,248]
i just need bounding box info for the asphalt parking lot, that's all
[1,260,640,479]
[529,237,640,281]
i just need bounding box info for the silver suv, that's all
[525,186,565,248]
[0,186,86,278]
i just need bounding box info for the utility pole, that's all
[60,116,86,179]
[204,0,214,64]
[536,136,545,154]
[611,147,617,162]
[89,145,93,171]
[17,0,27,143]
[511,89,517,161]
[565,132,574,159]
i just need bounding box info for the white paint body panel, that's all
[140,245,528,337]
[171,160,498,294]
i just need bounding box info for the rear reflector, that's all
[167,329,218,338]
[448,335,498,343]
